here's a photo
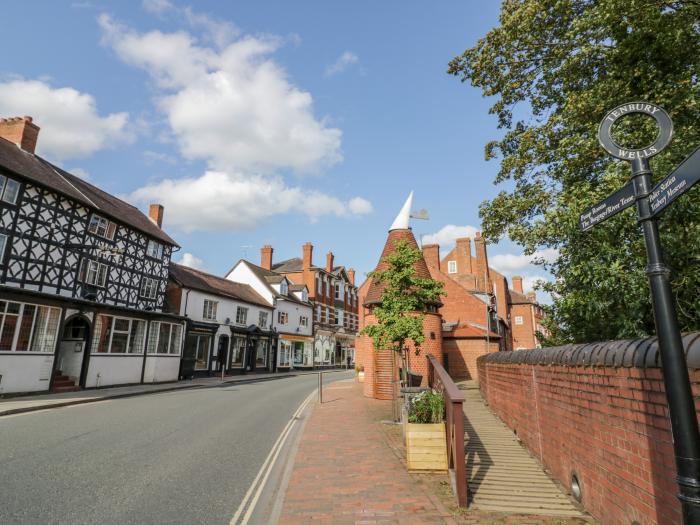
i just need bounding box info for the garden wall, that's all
[477,332,700,525]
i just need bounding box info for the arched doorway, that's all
[54,316,90,392]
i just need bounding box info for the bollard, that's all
[318,371,323,403]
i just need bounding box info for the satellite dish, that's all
[410,209,429,220]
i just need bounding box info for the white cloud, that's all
[422,224,480,248]
[348,197,373,215]
[325,51,360,76]
[127,170,372,232]
[177,252,205,270]
[99,13,341,173]
[0,79,132,160]
[490,248,559,274]
[143,150,177,165]
[142,0,173,14]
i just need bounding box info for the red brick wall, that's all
[511,303,536,349]
[443,338,498,380]
[477,353,700,525]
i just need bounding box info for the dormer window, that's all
[280,280,288,295]
[448,260,457,274]
[88,214,117,240]
[301,289,308,302]
[146,240,163,259]
[0,175,20,205]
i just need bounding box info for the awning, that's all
[280,334,313,342]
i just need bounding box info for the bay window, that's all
[147,321,183,355]
[0,301,60,352]
[92,315,147,354]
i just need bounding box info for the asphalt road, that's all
[0,371,352,525]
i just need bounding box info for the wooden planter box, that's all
[405,422,448,472]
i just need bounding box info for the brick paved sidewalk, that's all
[278,380,595,525]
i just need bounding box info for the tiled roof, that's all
[364,228,439,306]
[509,289,534,305]
[0,136,178,246]
[442,322,499,339]
[243,261,311,306]
[289,284,306,291]
[169,263,271,308]
[272,257,304,272]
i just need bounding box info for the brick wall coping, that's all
[478,331,700,369]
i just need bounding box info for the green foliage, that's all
[408,390,445,424]
[449,0,700,343]
[360,239,445,353]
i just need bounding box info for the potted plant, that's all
[405,390,448,472]
[355,364,365,383]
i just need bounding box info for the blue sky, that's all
[0,0,555,296]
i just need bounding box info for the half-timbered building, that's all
[0,116,184,394]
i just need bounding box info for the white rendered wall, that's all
[57,341,85,382]
[0,354,55,394]
[225,262,275,303]
[143,355,180,383]
[85,354,143,388]
[274,299,312,337]
[183,289,272,331]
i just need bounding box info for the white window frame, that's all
[280,280,288,295]
[278,340,292,367]
[147,321,183,355]
[448,260,457,274]
[87,214,117,240]
[278,311,288,325]
[92,314,147,354]
[140,277,158,299]
[203,300,218,321]
[80,258,108,287]
[0,301,61,353]
[0,175,20,205]
[300,315,308,327]
[0,233,7,262]
[514,316,524,325]
[146,239,163,259]
[236,306,248,325]
[259,311,268,329]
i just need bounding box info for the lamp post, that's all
[585,102,700,523]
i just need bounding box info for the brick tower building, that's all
[356,193,443,400]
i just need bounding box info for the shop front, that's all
[277,334,314,370]
[228,325,277,374]
[180,320,218,378]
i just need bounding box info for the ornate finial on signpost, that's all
[588,102,700,524]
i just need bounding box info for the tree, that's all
[449,0,700,343]
[361,239,445,375]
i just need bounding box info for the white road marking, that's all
[229,389,316,525]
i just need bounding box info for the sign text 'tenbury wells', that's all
[579,182,636,231]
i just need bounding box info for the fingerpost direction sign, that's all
[649,145,700,216]
[579,182,635,231]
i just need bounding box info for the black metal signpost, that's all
[586,102,700,523]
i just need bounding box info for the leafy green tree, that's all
[449,0,700,343]
[361,239,445,359]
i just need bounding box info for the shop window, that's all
[256,340,268,366]
[146,321,183,355]
[278,341,291,367]
[87,214,117,240]
[293,342,304,365]
[230,336,246,367]
[0,301,60,352]
[92,315,147,354]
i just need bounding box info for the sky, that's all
[0,0,556,297]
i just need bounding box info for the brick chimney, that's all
[261,245,273,270]
[347,268,356,285]
[148,204,164,228]
[474,232,491,292]
[527,290,537,303]
[326,251,334,272]
[512,276,523,293]
[0,116,40,154]
[422,244,440,269]
[455,237,472,274]
[303,242,313,271]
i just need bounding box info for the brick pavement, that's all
[278,379,596,525]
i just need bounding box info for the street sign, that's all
[598,102,673,161]
[579,182,635,231]
[649,145,700,216]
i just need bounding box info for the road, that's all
[0,371,352,525]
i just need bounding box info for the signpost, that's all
[584,102,700,523]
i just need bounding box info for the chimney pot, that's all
[0,115,40,154]
[148,204,164,228]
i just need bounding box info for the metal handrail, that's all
[427,354,467,507]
